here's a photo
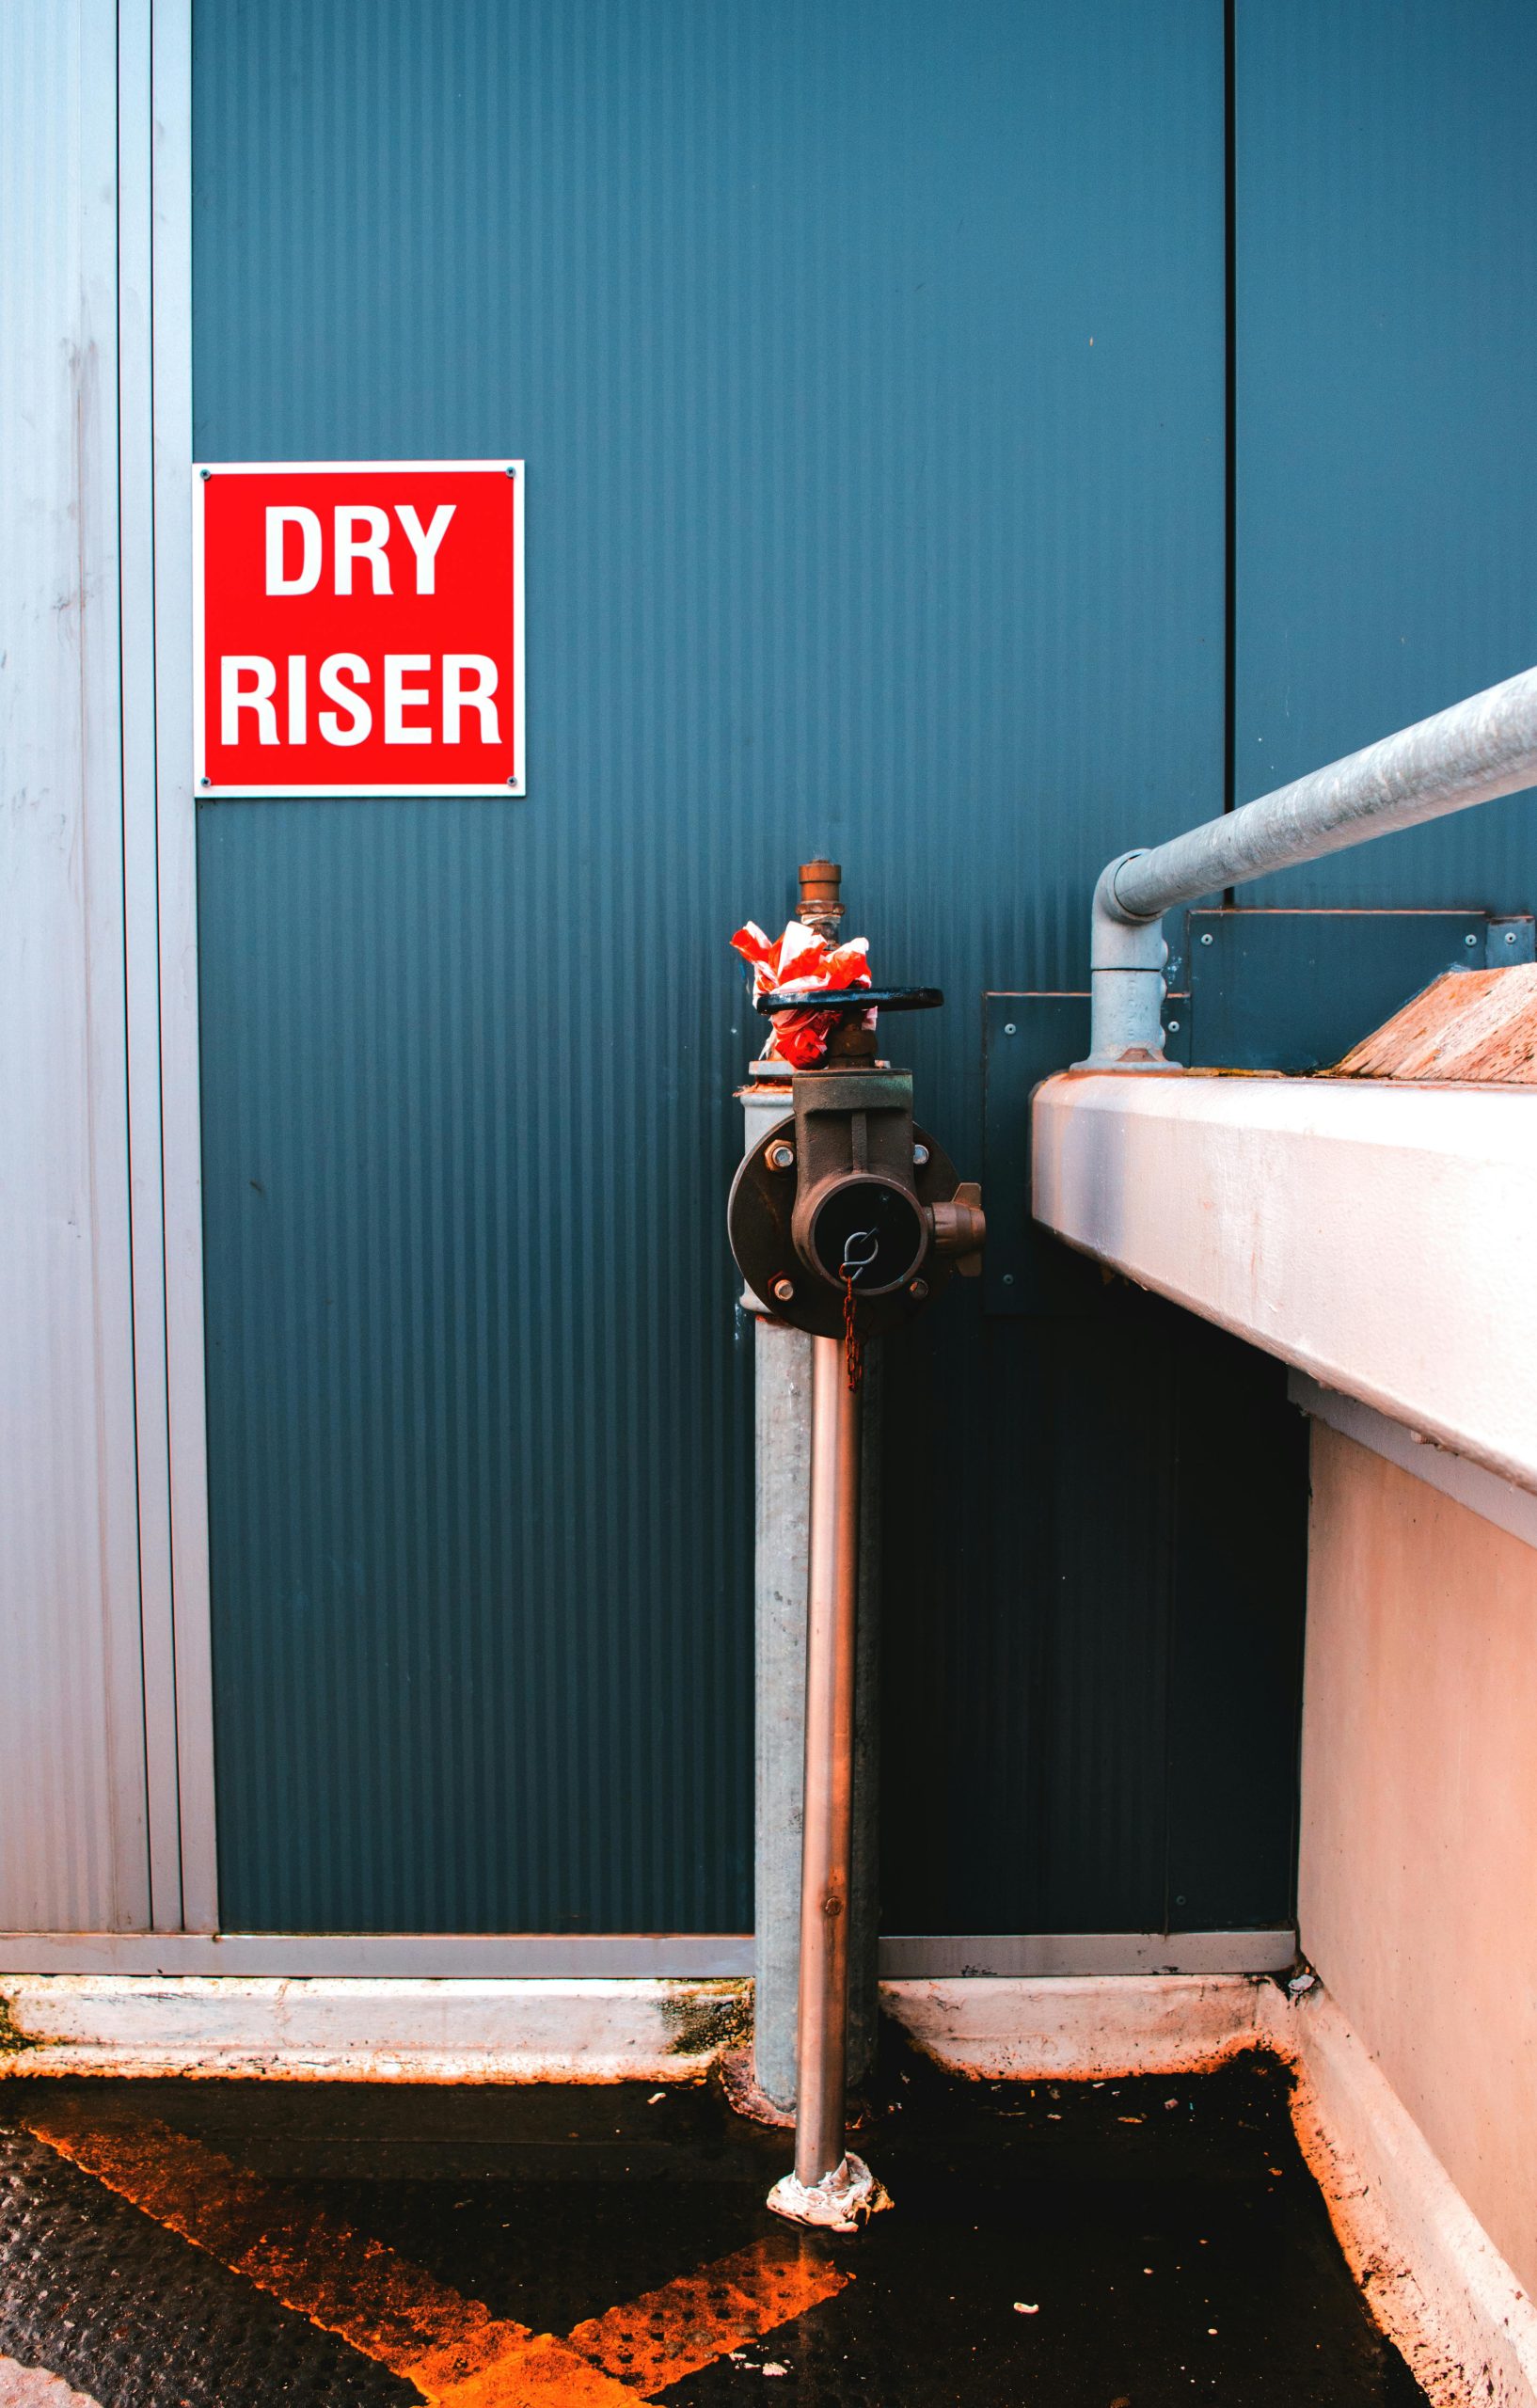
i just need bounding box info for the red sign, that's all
[193,460,524,795]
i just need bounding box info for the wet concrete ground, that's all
[0,2039,1426,2406]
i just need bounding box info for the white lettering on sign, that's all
[217,652,502,748]
[266,508,322,594]
[394,504,455,594]
[222,655,278,744]
[318,653,371,745]
[264,503,460,597]
[287,654,307,743]
[333,506,392,595]
[384,654,432,743]
[442,655,500,741]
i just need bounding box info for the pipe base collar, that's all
[766,2151,892,2232]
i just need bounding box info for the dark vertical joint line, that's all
[1159,1346,1183,1940]
[1222,0,1238,906]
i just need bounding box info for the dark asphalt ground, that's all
[0,2038,1426,2406]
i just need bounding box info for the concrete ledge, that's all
[0,1977,751,2083]
[1032,1070,1537,1493]
[1291,1371,1537,1552]
[881,1974,1271,2078]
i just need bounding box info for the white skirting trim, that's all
[6,1968,1530,2404]
[1283,1986,1537,2408]
[880,1972,1269,2075]
[0,1976,751,2084]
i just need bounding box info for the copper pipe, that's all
[793,1334,863,2186]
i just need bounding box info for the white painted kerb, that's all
[0,1977,748,2083]
[1032,1073,1537,1494]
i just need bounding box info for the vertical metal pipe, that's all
[793,1335,862,2186]
[742,1065,879,2119]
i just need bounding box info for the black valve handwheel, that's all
[753,985,944,1015]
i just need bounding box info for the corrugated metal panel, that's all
[0,1,151,1929]
[193,0,1228,1930]
[197,802,755,1929]
[1236,0,1537,906]
[878,1275,1307,1937]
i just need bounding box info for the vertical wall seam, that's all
[1223,0,1239,893]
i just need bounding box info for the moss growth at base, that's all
[660,1981,753,2059]
[0,1994,40,2056]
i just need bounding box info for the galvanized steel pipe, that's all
[1116,664,1537,923]
[740,1063,881,2121]
[1085,662,1537,1069]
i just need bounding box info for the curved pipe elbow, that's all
[1090,851,1168,972]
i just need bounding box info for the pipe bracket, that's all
[1078,851,1180,1071]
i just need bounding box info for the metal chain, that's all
[841,1269,864,1393]
[835,1228,876,1392]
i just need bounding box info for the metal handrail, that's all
[1083,662,1537,1069]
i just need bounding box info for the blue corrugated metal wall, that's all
[199,2,1537,1938]
[194,0,1233,1931]
[1236,0,1537,903]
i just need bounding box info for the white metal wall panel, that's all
[0,0,150,1928]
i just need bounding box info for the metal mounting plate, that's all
[1180,907,1529,1071]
